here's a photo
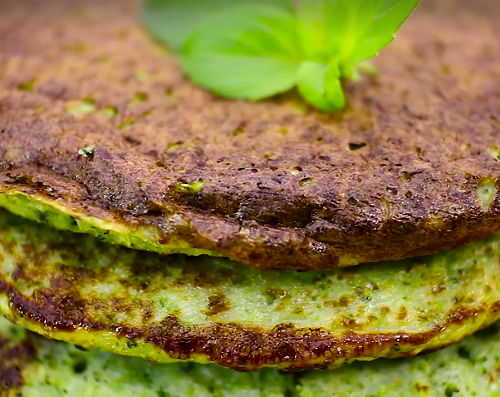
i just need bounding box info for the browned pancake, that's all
[2,208,500,371]
[0,0,499,270]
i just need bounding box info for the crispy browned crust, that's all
[0,0,500,269]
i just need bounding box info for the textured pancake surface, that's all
[0,0,500,270]
[1,315,500,396]
[1,210,500,371]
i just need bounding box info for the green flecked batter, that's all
[0,192,221,258]
[1,209,500,370]
[1,315,500,397]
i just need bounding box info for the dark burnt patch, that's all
[447,304,500,325]
[203,292,230,317]
[0,330,36,392]
[142,303,154,323]
[0,278,100,332]
[30,288,87,330]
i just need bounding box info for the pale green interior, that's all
[0,192,220,257]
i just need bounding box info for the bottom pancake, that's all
[1,315,500,397]
[1,209,500,371]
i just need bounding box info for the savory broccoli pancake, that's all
[1,0,499,270]
[1,210,500,371]
[2,315,500,397]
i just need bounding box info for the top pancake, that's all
[0,0,499,270]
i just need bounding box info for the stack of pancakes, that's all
[1,0,500,395]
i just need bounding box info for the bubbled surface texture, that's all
[0,0,500,269]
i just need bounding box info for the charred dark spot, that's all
[447,306,488,325]
[348,142,367,151]
[117,324,145,341]
[109,297,134,316]
[203,292,230,317]
[142,304,154,323]
[5,280,92,331]
[50,276,72,290]
[0,333,36,392]
[0,367,23,390]
[11,267,25,282]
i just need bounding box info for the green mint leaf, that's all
[141,0,293,52]
[297,61,344,111]
[296,0,420,75]
[351,0,421,64]
[296,0,384,61]
[181,5,301,101]
[142,0,420,112]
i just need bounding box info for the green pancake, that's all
[1,209,500,371]
[1,315,500,396]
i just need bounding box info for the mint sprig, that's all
[182,5,301,101]
[141,0,420,111]
[141,0,294,52]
